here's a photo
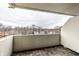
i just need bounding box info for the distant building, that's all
[48,29,60,34]
[0,32,5,38]
[0,32,8,38]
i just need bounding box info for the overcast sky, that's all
[0,3,73,28]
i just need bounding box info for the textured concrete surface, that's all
[12,46,79,56]
[13,34,59,52]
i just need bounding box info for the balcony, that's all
[0,3,79,56]
[0,32,79,56]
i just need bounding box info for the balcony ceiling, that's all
[10,3,79,16]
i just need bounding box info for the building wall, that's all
[61,16,79,53]
[13,34,60,52]
[0,36,13,56]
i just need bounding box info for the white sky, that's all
[0,3,73,28]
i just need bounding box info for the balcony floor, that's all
[12,46,79,56]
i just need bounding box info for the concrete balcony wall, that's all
[13,34,60,52]
[0,36,13,56]
[61,16,79,53]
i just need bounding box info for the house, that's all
[0,32,8,38]
[0,32,5,38]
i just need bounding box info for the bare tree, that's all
[32,24,35,34]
